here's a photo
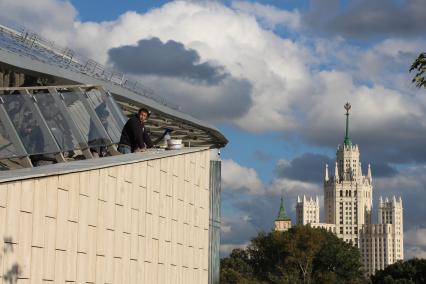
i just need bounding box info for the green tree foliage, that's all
[220,226,367,284]
[371,258,426,284]
[410,53,426,88]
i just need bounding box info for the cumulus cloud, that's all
[275,154,334,183]
[269,177,321,198]
[139,75,252,122]
[406,246,426,259]
[222,159,265,195]
[108,37,227,84]
[276,153,398,182]
[220,157,323,256]
[3,0,425,164]
[2,0,426,260]
[221,216,257,255]
[405,228,426,247]
[0,0,312,131]
[0,0,77,33]
[405,228,426,259]
[232,1,301,30]
[221,194,296,255]
[297,68,426,164]
[304,0,426,38]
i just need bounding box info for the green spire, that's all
[276,196,290,221]
[343,102,352,147]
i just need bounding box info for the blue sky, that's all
[1,0,426,258]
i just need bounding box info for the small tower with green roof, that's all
[274,196,292,231]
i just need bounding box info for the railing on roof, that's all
[0,23,180,110]
[0,85,126,170]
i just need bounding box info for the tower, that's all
[377,196,404,260]
[296,195,320,225]
[275,196,292,232]
[292,103,404,276]
[323,102,373,245]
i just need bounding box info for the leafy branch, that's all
[410,53,426,88]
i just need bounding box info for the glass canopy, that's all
[0,85,125,169]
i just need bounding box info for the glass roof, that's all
[1,92,60,155]
[0,85,125,169]
[0,117,21,159]
[0,24,178,110]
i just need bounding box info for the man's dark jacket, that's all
[119,116,153,151]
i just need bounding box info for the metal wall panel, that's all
[208,160,221,284]
[0,149,211,283]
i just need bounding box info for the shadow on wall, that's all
[1,236,22,284]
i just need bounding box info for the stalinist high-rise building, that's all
[294,103,404,275]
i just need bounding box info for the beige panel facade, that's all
[0,149,211,284]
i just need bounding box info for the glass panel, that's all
[0,118,20,159]
[1,93,59,155]
[61,91,111,147]
[34,92,83,151]
[106,92,127,126]
[85,88,125,143]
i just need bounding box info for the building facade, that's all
[0,23,227,284]
[0,148,220,284]
[295,103,403,275]
[296,195,319,225]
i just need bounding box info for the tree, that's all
[371,258,426,284]
[220,248,260,284]
[220,226,367,284]
[410,53,426,88]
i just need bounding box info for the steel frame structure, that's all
[0,85,124,169]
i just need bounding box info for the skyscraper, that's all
[294,103,404,275]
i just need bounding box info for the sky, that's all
[1,0,426,259]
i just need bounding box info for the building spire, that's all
[325,163,329,182]
[368,163,372,182]
[276,196,289,221]
[344,102,352,147]
[335,161,339,182]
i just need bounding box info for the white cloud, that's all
[2,0,424,138]
[222,159,264,195]
[269,177,322,200]
[231,1,301,30]
[406,246,426,259]
[3,0,426,264]
[137,75,252,122]
[0,0,310,130]
[0,0,77,32]
[405,228,426,247]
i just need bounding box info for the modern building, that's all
[0,23,225,283]
[274,196,291,232]
[295,103,403,276]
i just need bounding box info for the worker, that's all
[117,108,153,154]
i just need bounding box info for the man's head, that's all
[138,108,151,122]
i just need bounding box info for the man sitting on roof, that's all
[117,108,153,154]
